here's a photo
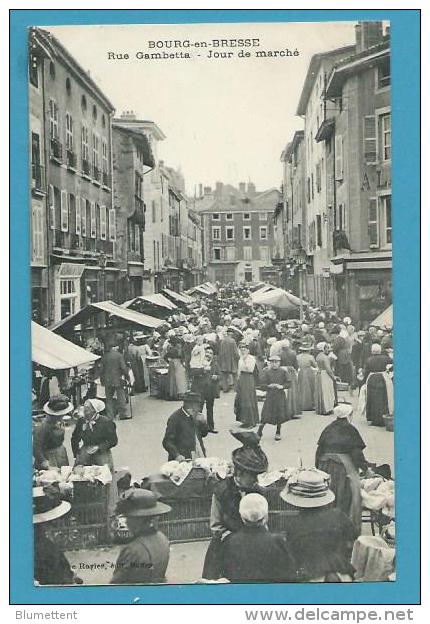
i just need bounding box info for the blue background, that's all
[10,9,421,605]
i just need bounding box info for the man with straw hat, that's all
[110,489,171,584]
[33,394,73,470]
[33,485,80,585]
[281,468,358,582]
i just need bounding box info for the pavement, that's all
[62,388,394,585]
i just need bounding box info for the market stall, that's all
[371,305,393,330]
[123,293,178,319]
[251,287,308,317]
[162,287,196,306]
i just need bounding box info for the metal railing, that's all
[50,138,63,162]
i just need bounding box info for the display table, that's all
[148,469,299,543]
[149,366,169,399]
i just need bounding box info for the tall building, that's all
[112,121,154,300]
[30,28,117,324]
[195,182,280,284]
[322,22,391,322]
[296,42,355,305]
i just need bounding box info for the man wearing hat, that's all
[100,340,130,420]
[281,469,358,582]
[257,355,291,441]
[217,328,240,392]
[33,485,79,585]
[162,391,208,461]
[33,395,73,469]
[221,493,295,583]
[111,489,171,584]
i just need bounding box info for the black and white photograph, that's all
[29,20,395,587]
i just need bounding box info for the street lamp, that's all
[98,251,107,301]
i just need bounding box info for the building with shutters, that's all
[195,182,280,285]
[321,22,391,323]
[29,28,117,324]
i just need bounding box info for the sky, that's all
[45,21,357,195]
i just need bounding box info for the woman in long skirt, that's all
[234,342,259,427]
[257,355,291,440]
[315,343,337,415]
[279,340,301,418]
[297,340,317,411]
[364,344,393,426]
[165,338,188,400]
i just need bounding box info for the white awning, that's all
[124,293,178,311]
[163,288,196,305]
[91,301,164,328]
[32,321,99,370]
[371,305,393,329]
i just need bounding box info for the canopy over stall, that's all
[162,287,196,305]
[251,287,308,312]
[32,321,100,370]
[124,293,178,312]
[371,305,393,329]
[51,300,164,337]
[189,282,217,296]
[250,283,276,298]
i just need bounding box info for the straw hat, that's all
[33,486,71,524]
[115,488,171,517]
[43,395,74,417]
[280,469,335,508]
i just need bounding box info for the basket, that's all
[383,415,394,432]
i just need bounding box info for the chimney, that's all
[204,186,212,196]
[215,181,224,195]
[239,182,246,194]
[355,21,383,52]
[247,182,256,196]
[198,184,203,198]
[120,110,137,120]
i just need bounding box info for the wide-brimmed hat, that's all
[115,488,171,517]
[85,398,105,414]
[280,469,335,508]
[299,335,314,351]
[33,486,71,524]
[43,394,74,417]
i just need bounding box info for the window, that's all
[135,224,141,253]
[66,77,71,95]
[316,214,322,247]
[90,202,96,238]
[212,226,221,240]
[102,140,108,173]
[226,226,235,240]
[60,279,78,320]
[260,246,269,262]
[259,212,267,221]
[29,53,38,87]
[81,200,88,237]
[135,172,143,198]
[243,246,252,261]
[102,114,106,129]
[213,247,221,260]
[259,226,267,240]
[380,195,392,246]
[49,61,56,79]
[377,58,390,89]
[368,198,379,247]
[49,99,59,139]
[243,226,251,240]
[92,132,100,176]
[335,203,346,232]
[100,205,107,240]
[226,213,233,220]
[335,135,344,181]
[75,195,82,236]
[316,162,321,192]
[212,213,220,220]
[381,114,391,161]
[243,213,250,220]
[311,173,314,199]
[31,133,41,188]
[152,200,157,224]
[307,177,311,203]
[92,104,97,122]
[65,113,73,151]
[81,124,89,165]
[81,95,87,113]
[31,204,43,263]
[60,190,68,232]
[226,247,236,261]
[363,116,377,164]
[109,208,116,241]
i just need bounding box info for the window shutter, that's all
[135,225,140,253]
[60,190,69,232]
[48,184,55,230]
[316,214,322,247]
[109,208,116,241]
[363,116,377,164]
[81,200,87,237]
[335,135,343,181]
[368,197,379,248]
[100,205,107,240]
[75,196,81,235]
[90,201,96,238]
[32,204,43,263]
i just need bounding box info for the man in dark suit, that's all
[162,392,208,461]
[100,342,130,420]
[221,493,295,583]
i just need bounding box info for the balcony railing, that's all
[53,230,113,258]
[31,163,44,192]
[82,159,91,177]
[50,138,63,162]
[93,166,101,183]
[66,149,77,169]
[53,229,70,249]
